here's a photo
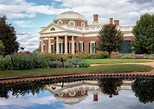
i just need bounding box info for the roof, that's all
[53,11,88,22]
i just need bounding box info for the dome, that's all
[54,11,87,22]
[55,95,88,105]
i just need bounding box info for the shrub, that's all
[0,57,13,71]
[64,61,73,68]
[79,61,90,68]
[48,61,62,68]
[115,53,135,59]
[9,54,48,70]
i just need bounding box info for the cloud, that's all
[14,21,32,27]
[16,32,40,52]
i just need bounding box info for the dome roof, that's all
[54,11,87,22]
[55,95,88,105]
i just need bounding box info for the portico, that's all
[45,36,75,54]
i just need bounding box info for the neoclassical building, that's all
[39,11,134,54]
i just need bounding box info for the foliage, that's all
[79,60,90,68]
[0,54,48,70]
[0,16,19,55]
[48,58,90,68]
[97,23,123,57]
[132,78,154,103]
[132,13,154,54]
[0,40,4,53]
[0,81,46,98]
[98,78,122,98]
[48,60,62,68]
[0,57,13,70]
[115,53,154,59]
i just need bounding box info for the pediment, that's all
[40,23,66,34]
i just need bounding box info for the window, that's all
[89,41,96,53]
[58,92,63,97]
[57,20,63,25]
[43,44,45,51]
[81,22,85,27]
[51,43,54,53]
[79,42,84,52]
[69,91,76,96]
[68,20,75,26]
[50,27,55,31]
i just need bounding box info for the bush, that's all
[0,57,13,71]
[48,60,62,68]
[79,61,90,68]
[9,54,48,70]
[64,61,73,68]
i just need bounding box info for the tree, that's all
[0,40,4,52]
[97,24,123,57]
[132,13,154,54]
[0,16,19,56]
[131,78,154,104]
[98,78,122,98]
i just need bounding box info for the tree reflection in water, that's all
[131,78,154,104]
[98,78,123,98]
[0,77,154,104]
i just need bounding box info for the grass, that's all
[0,64,153,79]
[86,59,153,64]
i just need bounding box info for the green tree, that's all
[0,16,19,56]
[97,24,123,57]
[132,13,154,54]
[0,40,4,52]
[131,78,154,104]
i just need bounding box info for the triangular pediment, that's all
[40,23,66,34]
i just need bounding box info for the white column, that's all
[71,36,74,54]
[48,37,51,53]
[56,36,59,54]
[41,37,44,52]
[65,36,68,54]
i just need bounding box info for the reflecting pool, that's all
[0,77,154,109]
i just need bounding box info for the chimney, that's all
[93,14,98,23]
[93,93,98,101]
[114,20,119,25]
[109,18,113,24]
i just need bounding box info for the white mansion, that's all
[39,11,134,54]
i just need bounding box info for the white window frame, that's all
[57,20,63,25]
[90,41,96,53]
[79,41,84,52]
[81,22,85,27]
[68,20,75,26]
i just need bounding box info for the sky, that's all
[0,90,154,109]
[0,0,154,52]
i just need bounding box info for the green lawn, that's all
[0,64,152,79]
[86,59,153,64]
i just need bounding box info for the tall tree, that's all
[0,16,19,56]
[131,78,154,104]
[0,40,4,52]
[97,24,123,57]
[132,13,154,54]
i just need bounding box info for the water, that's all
[0,78,154,109]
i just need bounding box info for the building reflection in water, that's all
[0,77,153,105]
[45,79,132,104]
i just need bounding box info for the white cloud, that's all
[16,32,40,52]
[0,0,154,51]
[14,21,32,27]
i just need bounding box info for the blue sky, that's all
[0,0,154,51]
